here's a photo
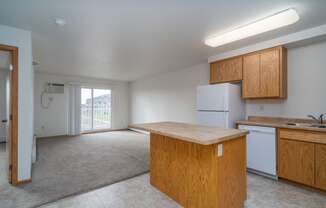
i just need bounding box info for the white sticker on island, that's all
[218,144,223,157]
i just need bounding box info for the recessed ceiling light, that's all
[54,18,66,26]
[205,8,300,47]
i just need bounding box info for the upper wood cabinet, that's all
[209,46,287,99]
[210,56,242,84]
[242,53,260,98]
[242,46,287,99]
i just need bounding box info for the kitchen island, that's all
[130,122,249,208]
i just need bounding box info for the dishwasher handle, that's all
[238,125,276,134]
[250,129,275,134]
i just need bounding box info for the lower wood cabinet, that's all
[316,144,326,190]
[278,139,315,186]
[278,129,326,191]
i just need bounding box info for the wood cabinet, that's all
[278,129,326,191]
[209,46,287,99]
[150,133,247,208]
[242,46,287,98]
[316,144,326,190]
[242,53,260,97]
[210,56,242,84]
[260,49,281,97]
[278,139,315,186]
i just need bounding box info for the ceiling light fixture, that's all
[54,18,66,26]
[204,8,300,47]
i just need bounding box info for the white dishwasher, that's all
[239,125,277,179]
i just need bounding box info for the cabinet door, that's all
[278,139,315,186]
[242,53,260,98]
[210,62,218,84]
[216,57,242,83]
[210,57,242,84]
[260,48,280,97]
[316,144,326,190]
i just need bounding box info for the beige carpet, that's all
[0,131,149,208]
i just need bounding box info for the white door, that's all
[6,68,12,182]
[5,70,11,144]
[197,84,227,111]
[0,122,6,143]
[197,111,228,128]
[0,70,8,143]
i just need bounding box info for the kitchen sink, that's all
[309,124,326,128]
[286,123,308,127]
[286,122,300,126]
[286,123,326,129]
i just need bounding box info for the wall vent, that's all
[45,83,64,94]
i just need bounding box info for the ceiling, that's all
[0,0,326,81]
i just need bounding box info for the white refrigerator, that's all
[197,83,245,128]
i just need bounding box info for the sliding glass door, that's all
[81,88,92,131]
[81,88,111,132]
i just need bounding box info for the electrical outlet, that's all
[217,144,223,157]
[259,105,264,111]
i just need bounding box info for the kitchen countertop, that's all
[129,122,249,145]
[236,116,326,133]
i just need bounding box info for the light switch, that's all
[217,144,223,157]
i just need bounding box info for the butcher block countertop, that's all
[236,116,326,133]
[129,122,248,145]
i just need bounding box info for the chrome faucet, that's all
[307,114,324,124]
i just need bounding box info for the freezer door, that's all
[197,111,228,128]
[197,84,227,111]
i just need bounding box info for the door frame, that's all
[0,44,19,185]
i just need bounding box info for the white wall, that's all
[129,63,209,124]
[0,24,33,181]
[129,41,326,125]
[34,72,129,137]
[245,40,326,118]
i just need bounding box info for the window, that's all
[81,88,111,132]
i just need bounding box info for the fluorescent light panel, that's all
[205,9,300,47]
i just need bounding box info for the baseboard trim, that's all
[37,135,70,139]
[36,129,131,138]
[82,128,128,135]
[13,178,32,186]
[278,177,326,194]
